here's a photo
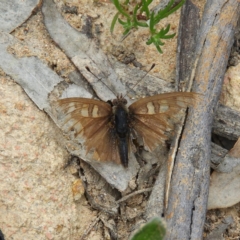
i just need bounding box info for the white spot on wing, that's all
[66,102,77,114]
[81,108,89,117]
[92,105,99,117]
[147,102,155,114]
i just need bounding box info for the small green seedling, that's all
[111,0,186,53]
[131,217,166,240]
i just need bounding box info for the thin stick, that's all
[116,187,153,204]
[79,215,100,240]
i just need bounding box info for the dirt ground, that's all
[1,0,240,239]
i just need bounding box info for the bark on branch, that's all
[164,1,240,239]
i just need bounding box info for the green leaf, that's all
[146,38,153,45]
[162,24,170,35]
[160,32,176,39]
[157,40,165,46]
[149,12,155,33]
[118,18,127,25]
[154,0,174,22]
[156,45,163,54]
[162,0,185,19]
[141,0,151,17]
[131,218,166,240]
[133,4,141,26]
[154,0,185,23]
[110,12,120,34]
[136,21,148,27]
[111,0,130,19]
[123,28,131,36]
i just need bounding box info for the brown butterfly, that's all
[56,92,198,168]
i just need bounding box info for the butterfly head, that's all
[112,94,127,106]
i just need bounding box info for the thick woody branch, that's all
[213,103,240,140]
[164,1,240,240]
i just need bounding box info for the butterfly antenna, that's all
[123,63,155,98]
[85,66,116,96]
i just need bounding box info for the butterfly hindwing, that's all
[56,98,121,164]
[128,92,198,151]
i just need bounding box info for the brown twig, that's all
[164,0,240,239]
[117,187,153,204]
[79,215,100,240]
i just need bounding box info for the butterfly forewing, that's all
[56,98,121,164]
[129,92,197,114]
[128,92,198,151]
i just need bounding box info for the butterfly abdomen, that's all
[114,105,129,167]
[118,137,128,168]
